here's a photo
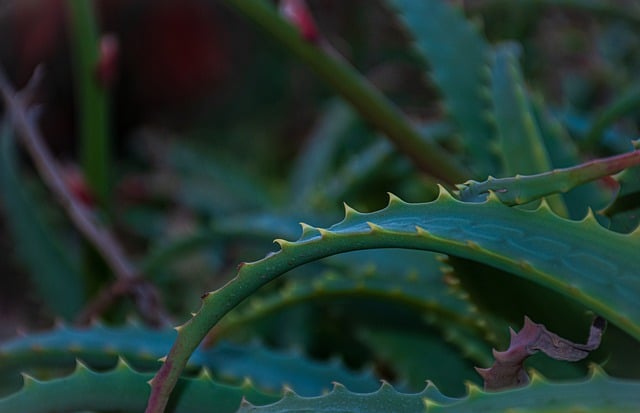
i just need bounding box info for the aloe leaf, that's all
[477,0,640,27]
[239,381,453,413]
[0,323,378,398]
[429,367,640,412]
[358,328,482,397]
[491,44,552,177]
[603,141,640,232]
[312,139,395,209]
[238,368,640,413]
[530,96,610,218]
[168,142,275,214]
[605,179,640,233]
[220,0,468,183]
[583,84,640,149]
[387,0,496,175]
[560,111,635,154]
[0,123,86,320]
[0,359,277,413]
[147,188,640,412]
[440,257,592,384]
[457,148,640,207]
[289,100,361,207]
[489,43,567,214]
[217,253,494,368]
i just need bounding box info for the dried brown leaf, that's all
[476,316,606,391]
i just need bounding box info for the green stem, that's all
[67,0,111,207]
[458,149,640,205]
[220,0,469,184]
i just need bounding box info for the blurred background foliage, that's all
[1,0,640,400]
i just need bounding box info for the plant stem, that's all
[221,0,469,184]
[66,0,111,207]
[458,149,640,205]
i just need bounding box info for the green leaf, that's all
[0,359,277,413]
[238,368,640,413]
[489,43,567,214]
[149,188,640,411]
[0,123,86,320]
[388,0,496,175]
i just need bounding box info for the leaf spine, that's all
[464,380,484,397]
[21,373,38,388]
[528,369,547,384]
[466,240,481,250]
[386,192,406,207]
[282,384,295,396]
[317,228,331,238]
[343,202,360,219]
[415,225,432,237]
[74,359,91,374]
[366,221,384,233]
[332,382,348,392]
[587,363,608,378]
[273,238,292,250]
[299,222,317,237]
[116,357,132,370]
[436,184,456,202]
[580,207,602,227]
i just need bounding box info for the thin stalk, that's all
[66,0,111,206]
[458,149,640,205]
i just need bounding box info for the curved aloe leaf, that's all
[216,261,494,368]
[0,359,277,413]
[147,188,640,412]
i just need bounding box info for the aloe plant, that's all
[1,0,640,412]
